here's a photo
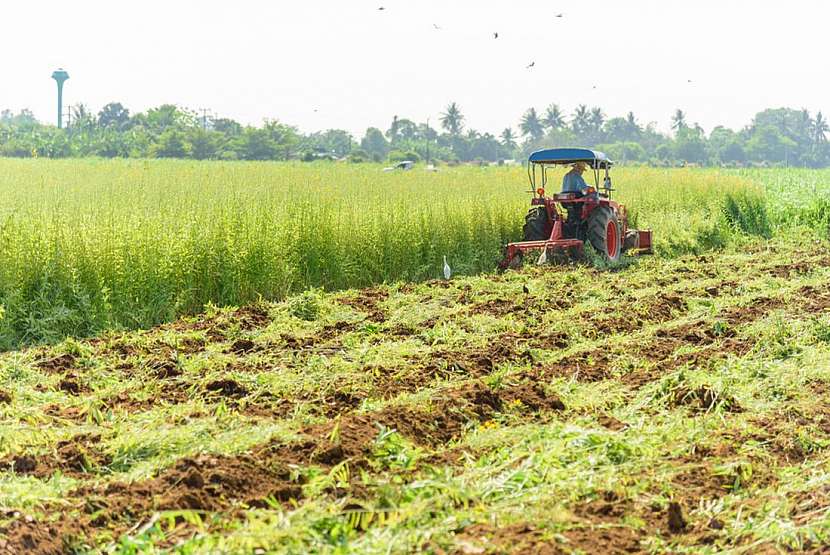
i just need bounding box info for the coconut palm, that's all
[813,112,828,144]
[440,102,464,136]
[589,107,605,137]
[500,127,517,150]
[520,108,545,141]
[572,104,590,136]
[543,104,566,131]
[671,109,687,132]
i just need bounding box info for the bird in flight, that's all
[555,13,564,18]
[526,61,535,69]
[378,6,385,10]
[494,32,499,39]
[433,23,441,30]
[687,79,693,83]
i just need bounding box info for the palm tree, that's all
[624,111,642,139]
[671,109,687,132]
[500,127,517,150]
[440,102,464,136]
[572,104,590,135]
[589,107,605,131]
[520,108,545,141]
[813,112,828,144]
[543,103,565,131]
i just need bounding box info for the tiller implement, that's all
[500,148,652,269]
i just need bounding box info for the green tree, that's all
[98,102,131,130]
[187,129,221,160]
[440,102,464,136]
[671,109,687,133]
[500,128,517,150]
[571,105,590,139]
[212,117,243,137]
[520,108,544,141]
[360,127,390,161]
[746,124,797,164]
[233,128,278,160]
[152,129,190,158]
[673,126,706,164]
[543,104,566,131]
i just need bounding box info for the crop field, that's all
[4,159,826,350]
[2,162,830,554]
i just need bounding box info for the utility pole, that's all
[198,108,212,130]
[51,69,69,128]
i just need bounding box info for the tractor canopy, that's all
[528,148,613,170]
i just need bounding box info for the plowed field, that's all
[3,240,830,554]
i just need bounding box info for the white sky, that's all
[2,0,828,137]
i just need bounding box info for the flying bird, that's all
[526,61,535,69]
[378,6,385,10]
[433,23,441,29]
[443,256,452,280]
[494,32,499,39]
[555,13,564,18]
[687,79,693,83]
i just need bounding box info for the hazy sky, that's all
[3,0,828,137]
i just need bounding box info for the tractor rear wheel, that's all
[587,206,622,262]
[523,206,550,241]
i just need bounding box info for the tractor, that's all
[500,148,652,269]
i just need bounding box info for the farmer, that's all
[561,161,590,194]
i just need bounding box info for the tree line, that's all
[1,101,828,166]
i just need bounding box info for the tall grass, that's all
[0,159,809,349]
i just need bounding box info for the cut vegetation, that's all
[2,239,830,553]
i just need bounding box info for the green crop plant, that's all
[0,159,826,349]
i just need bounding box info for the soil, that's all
[338,288,389,323]
[36,353,76,374]
[671,386,742,413]
[2,434,111,478]
[57,377,85,396]
[0,390,11,404]
[0,518,69,555]
[204,379,249,398]
[231,305,272,331]
[227,338,257,354]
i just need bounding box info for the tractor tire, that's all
[523,206,549,241]
[587,206,622,262]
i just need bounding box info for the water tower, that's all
[51,68,69,128]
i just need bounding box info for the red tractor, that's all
[500,148,652,269]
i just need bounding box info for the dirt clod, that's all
[228,339,256,354]
[204,379,248,398]
[667,502,687,533]
[12,455,37,474]
[57,379,82,395]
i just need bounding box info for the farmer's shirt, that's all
[562,170,589,193]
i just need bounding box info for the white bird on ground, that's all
[443,256,452,280]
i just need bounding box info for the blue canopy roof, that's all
[528,148,613,168]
